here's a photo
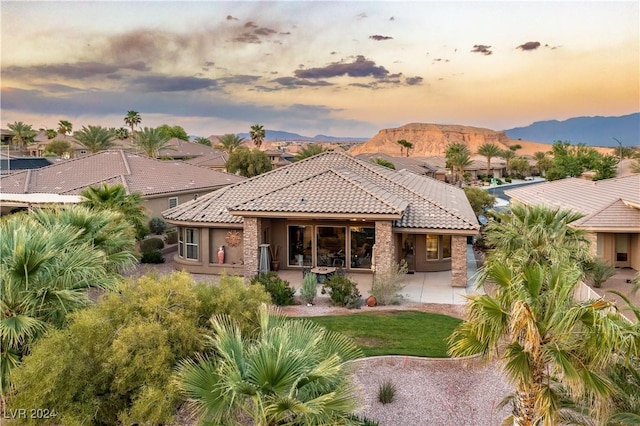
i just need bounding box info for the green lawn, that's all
[305,311,462,358]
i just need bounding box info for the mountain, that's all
[236,130,368,143]
[505,113,639,147]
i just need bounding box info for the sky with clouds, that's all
[1,1,638,138]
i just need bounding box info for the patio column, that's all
[451,235,467,288]
[585,232,598,258]
[374,220,393,276]
[243,217,261,278]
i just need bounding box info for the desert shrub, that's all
[378,379,397,404]
[195,274,271,332]
[8,272,272,425]
[148,217,167,235]
[8,273,204,425]
[165,228,178,244]
[140,237,164,252]
[322,275,362,309]
[587,258,616,288]
[300,272,318,304]
[140,249,164,264]
[505,176,512,183]
[370,260,408,305]
[251,272,296,306]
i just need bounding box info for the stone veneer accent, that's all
[243,218,261,277]
[451,235,467,287]
[585,232,598,257]
[374,220,393,276]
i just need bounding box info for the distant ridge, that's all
[505,113,639,147]
[236,130,368,143]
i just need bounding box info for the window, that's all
[178,228,184,257]
[426,235,452,260]
[168,197,178,209]
[350,227,375,269]
[316,226,346,267]
[185,228,199,260]
[288,225,312,267]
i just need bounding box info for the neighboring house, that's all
[0,129,14,145]
[157,138,223,160]
[163,151,480,285]
[421,155,507,182]
[355,153,439,178]
[506,175,640,271]
[185,150,229,170]
[0,150,245,219]
[263,149,293,168]
[29,130,88,158]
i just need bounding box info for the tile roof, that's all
[184,151,228,168]
[0,150,244,197]
[164,151,479,231]
[505,175,640,231]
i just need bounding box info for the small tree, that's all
[587,257,616,288]
[463,187,496,216]
[370,260,408,305]
[43,140,71,156]
[300,272,318,305]
[226,147,272,177]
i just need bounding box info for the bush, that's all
[322,275,362,309]
[505,177,512,183]
[165,229,178,244]
[251,272,296,306]
[370,260,408,305]
[140,249,164,264]
[148,217,167,235]
[587,258,616,288]
[140,237,164,252]
[378,379,396,404]
[300,272,318,304]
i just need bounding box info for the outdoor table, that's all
[310,266,336,283]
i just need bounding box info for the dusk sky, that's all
[1,1,638,138]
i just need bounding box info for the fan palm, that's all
[294,143,328,161]
[0,207,134,395]
[195,136,212,147]
[215,134,244,153]
[124,110,141,138]
[134,127,173,158]
[174,304,362,426]
[6,121,36,152]
[449,204,630,425]
[477,142,503,177]
[73,125,115,153]
[501,149,516,175]
[114,127,129,140]
[44,129,57,139]
[81,183,148,240]
[57,120,73,135]
[249,124,265,148]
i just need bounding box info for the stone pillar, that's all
[585,232,598,258]
[243,217,261,278]
[374,220,393,276]
[451,235,468,288]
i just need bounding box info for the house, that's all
[0,150,245,218]
[163,151,480,285]
[28,130,89,158]
[185,151,229,170]
[506,175,640,271]
[355,153,439,178]
[263,149,293,168]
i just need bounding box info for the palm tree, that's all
[174,304,362,425]
[44,129,57,139]
[6,121,36,152]
[57,120,72,135]
[0,207,136,395]
[124,110,141,139]
[397,139,409,156]
[249,124,265,148]
[294,143,328,161]
[133,126,172,158]
[73,125,115,153]
[445,142,472,185]
[501,149,516,176]
[449,204,628,425]
[80,183,148,240]
[371,158,396,169]
[533,151,552,177]
[405,141,413,157]
[477,142,503,177]
[114,127,129,140]
[194,136,212,147]
[215,134,244,153]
